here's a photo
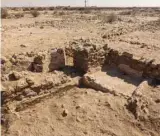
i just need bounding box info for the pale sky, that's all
[2,0,160,7]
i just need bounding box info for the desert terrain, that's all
[1,7,160,136]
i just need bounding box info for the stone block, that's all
[49,48,66,71]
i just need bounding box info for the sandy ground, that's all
[2,87,150,136]
[1,8,160,136]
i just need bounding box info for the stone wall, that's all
[49,48,66,71]
[67,40,160,79]
[71,42,107,73]
[105,48,160,79]
[1,71,71,105]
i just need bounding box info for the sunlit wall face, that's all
[2,0,160,7]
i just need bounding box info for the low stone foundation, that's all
[105,48,160,79]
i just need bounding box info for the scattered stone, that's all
[102,34,107,39]
[30,83,42,93]
[83,131,88,135]
[41,77,54,89]
[34,54,44,64]
[26,77,35,86]
[61,104,65,108]
[76,117,81,122]
[1,75,9,81]
[15,95,24,101]
[127,81,150,120]
[23,88,37,97]
[31,53,45,72]
[9,71,22,80]
[83,73,110,93]
[32,64,43,72]
[8,86,15,93]
[20,44,27,48]
[16,79,29,91]
[76,105,81,109]
[40,26,44,29]
[26,51,35,57]
[62,109,68,117]
[10,57,17,64]
[1,56,8,64]
[1,85,6,92]
[118,64,143,78]
[155,99,160,103]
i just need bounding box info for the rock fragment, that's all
[1,56,8,64]
[20,44,27,48]
[23,88,37,97]
[62,109,68,117]
[9,71,22,80]
[26,77,35,86]
[31,53,45,72]
[118,64,143,78]
[16,79,28,92]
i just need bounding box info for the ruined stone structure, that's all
[67,40,160,79]
[49,48,66,71]
[70,41,107,73]
[1,41,160,106]
[105,48,160,79]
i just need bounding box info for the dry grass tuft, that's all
[106,13,117,23]
[80,9,92,14]
[53,10,66,16]
[119,10,132,15]
[31,10,40,17]
[15,13,24,18]
[1,8,9,19]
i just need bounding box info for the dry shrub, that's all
[15,13,24,18]
[40,26,44,29]
[105,13,117,23]
[44,11,48,14]
[52,11,58,15]
[37,7,45,11]
[119,10,132,15]
[49,7,55,11]
[53,10,65,16]
[1,8,9,19]
[157,18,160,24]
[80,9,92,14]
[23,7,31,11]
[58,11,65,15]
[31,10,40,17]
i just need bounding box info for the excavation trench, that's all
[2,40,160,109]
[1,40,160,136]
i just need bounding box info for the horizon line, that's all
[2,5,160,8]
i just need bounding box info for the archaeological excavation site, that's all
[1,6,160,136]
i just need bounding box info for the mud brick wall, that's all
[72,43,106,73]
[105,48,160,79]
